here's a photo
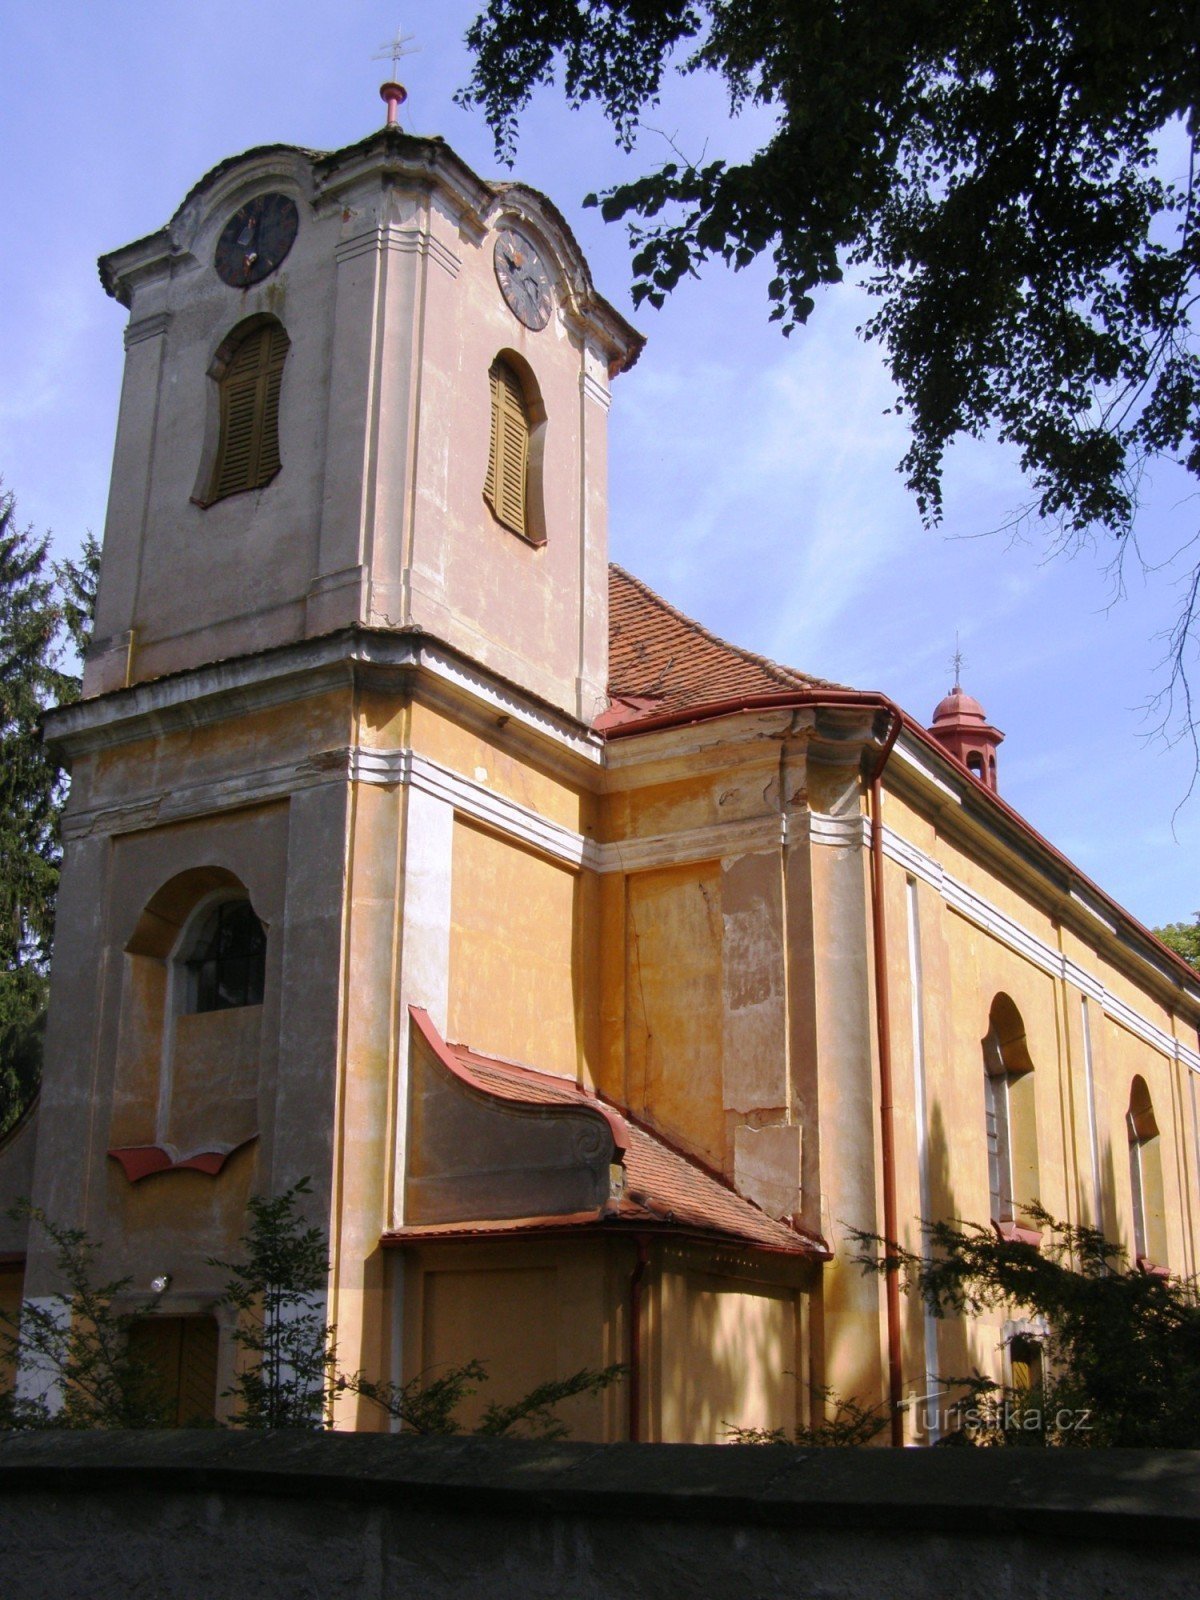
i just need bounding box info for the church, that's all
[2,101,1199,1443]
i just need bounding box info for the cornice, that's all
[871,813,1200,1065]
[886,727,1199,1024]
[55,683,1200,1067]
[43,629,604,775]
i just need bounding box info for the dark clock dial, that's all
[494,227,553,331]
[214,193,299,288]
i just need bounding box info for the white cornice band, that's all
[59,715,1200,1075]
[45,633,603,769]
[580,370,611,410]
[867,814,1200,1073]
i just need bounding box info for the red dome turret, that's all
[928,682,1004,791]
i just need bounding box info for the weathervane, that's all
[373,24,420,125]
[950,632,965,691]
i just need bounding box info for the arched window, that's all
[112,871,266,1163]
[485,357,531,536]
[183,898,266,1014]
[1008,1335,1042,1390]
[983,994,1039,1231]
[201,318,289,505]
[984,1062,1012,1224]
[1128,1076,1168,1268]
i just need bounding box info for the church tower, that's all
[87,124,640,720]
[26,111,640,1424]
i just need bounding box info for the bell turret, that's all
[928,681,1004,791]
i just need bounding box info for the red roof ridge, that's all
[609,562,840,695]
[455,1031,769,1209]
[412,1008,631,1154]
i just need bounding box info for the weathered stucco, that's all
[10,121,1200,1450]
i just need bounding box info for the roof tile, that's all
[442,1044,820,1255]
[604,564,838,727]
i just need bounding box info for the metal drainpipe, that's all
[869,712,905,1446]
[628,1236,650,1442]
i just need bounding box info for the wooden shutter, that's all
[207,322,289,504]
[484,359,530,536]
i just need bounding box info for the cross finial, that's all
[951,632,965,691]
[373,24,419,79]
[373,24,420,125]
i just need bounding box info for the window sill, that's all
[482,495,546,548]
[1137,1255,1170,1278]
[993,1220,1043,1248]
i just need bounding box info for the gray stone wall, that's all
[1,1433,1198,1598]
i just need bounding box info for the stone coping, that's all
[0,1431,1198,1548]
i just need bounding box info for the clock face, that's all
[214,193,299,288]
[494,227,553,330]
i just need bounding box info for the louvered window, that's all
[205,321,289,505]
[484,358,531,536]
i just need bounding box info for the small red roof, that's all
[602,564,838,729]
[930,684,991,729]
[390,1013,824,1257]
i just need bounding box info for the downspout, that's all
[628,1235,649,1442]
[869,710,905,1446]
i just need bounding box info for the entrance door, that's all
[127,1315,219,1425]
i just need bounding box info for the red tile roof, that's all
[602,564,838,729]
[391,1014,823,1257]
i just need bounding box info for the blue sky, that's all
[3,0,1198,930]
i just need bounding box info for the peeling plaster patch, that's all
[721,853,788,1112]
[734,1123,802,1221]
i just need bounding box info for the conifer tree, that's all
[0,492,96,1134]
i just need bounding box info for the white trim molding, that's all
[46,631,604,770]
[855,812,1200,1075]
[594,814,786,875]
[52,651,1200,1080]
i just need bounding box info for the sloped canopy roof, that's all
[388,1008,823,1257]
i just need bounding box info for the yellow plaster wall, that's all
[110,957,170,1149]
[401,1238,625,1441]
[624,862,725,1166]
[659,1266,798,1443]
[41,801,292,1338]
[408,700,596,836]
[448,818,583,1078]
[170,1006,260,1151]
[103,813,286,1165]
[103,1137,259,1287]
[877,779,1200,1404]
[78,688,352,816]
[328,780,404,1422]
